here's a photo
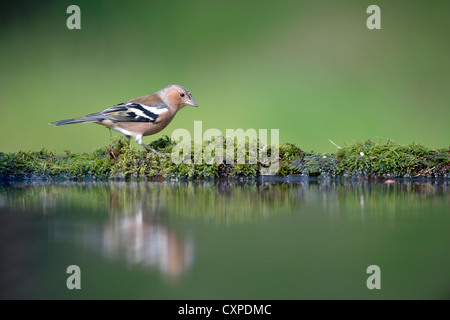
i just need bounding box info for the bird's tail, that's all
[49,117,96,126]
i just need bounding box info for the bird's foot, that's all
[141,144,167,156]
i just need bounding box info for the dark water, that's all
[0,178,449,299]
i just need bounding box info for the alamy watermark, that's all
[66,5,81,29]
[66,265,81,289]
[366,265,381,289]
[170,121,280,175]
[66,5,380,31]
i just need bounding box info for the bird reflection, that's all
[102,208,193,277]
[50,198,194,279]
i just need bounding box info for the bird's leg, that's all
[135,135,165,155]
[142,143,165,155]
[125,135,131,145]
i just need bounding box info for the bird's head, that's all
[162,84,198,110]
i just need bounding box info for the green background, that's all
[1,0,449,154]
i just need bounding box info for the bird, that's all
[49,84,198,154]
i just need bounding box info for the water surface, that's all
[0,178,449,299]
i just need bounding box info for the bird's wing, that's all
[91,99,169,123]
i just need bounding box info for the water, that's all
[0,178,449,299]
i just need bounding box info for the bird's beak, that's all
[186,99,198,107]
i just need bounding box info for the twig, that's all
[329,139,342,149]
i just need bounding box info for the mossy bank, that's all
[1,137,449,181]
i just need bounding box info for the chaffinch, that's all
[50,84,198,154]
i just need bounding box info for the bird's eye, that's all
[179,92,185,97]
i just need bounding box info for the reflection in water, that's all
[49,207,194,278]
[0,178,449,280]
[102,209,194,277]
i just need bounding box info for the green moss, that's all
[277,143,303,175]
[291,152,339,177]
[335,140,450,178]
[0,148,113,180]
[1,137,449,180]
